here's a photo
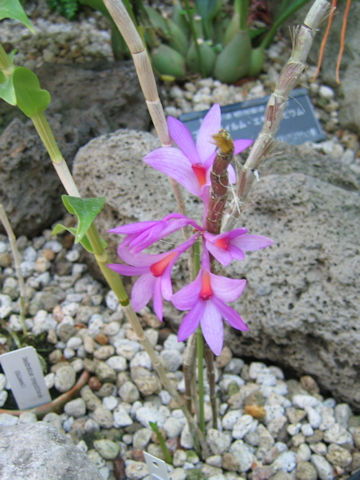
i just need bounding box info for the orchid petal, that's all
[171,273,202,310]
[227,244,246,262]
[153,278,164,321]
[117,246,165,267]
[108,220,158,235]
[160,267,173,300]
[233,234,274,251]
[201,300,224,355]
[144,147,201,196]
[234,138,253,154]
[177,300,204,341]
[205,242,234,266]
[168,116,200,164]
[107,263,148,276]
[210,274,246,303]
[131,273,155,311]
[228,164,236,184]
[196,104,221,162]
[212,296,248,331]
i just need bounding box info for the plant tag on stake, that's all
[0,346,51,409]
[144,452,169,480]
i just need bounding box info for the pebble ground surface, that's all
[1,2,360,480]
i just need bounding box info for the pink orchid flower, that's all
[109,213,201,253]
[204,229,274,266]
[108,235,198,321]
[143,104,253,199]
[171,252,248,355]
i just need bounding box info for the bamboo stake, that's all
[223,0,331,231]
[102,0,187,219]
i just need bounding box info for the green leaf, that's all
[195,0,218,22]
[0,74,16,105]
[0,0,35,32]
[12,67,51,116]
[51,223,107,253]
[61,195,105,243]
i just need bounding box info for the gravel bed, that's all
[1,2,360,480]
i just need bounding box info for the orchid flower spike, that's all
[171,250,248,355]
[204,229,274,266]
[109,213,201,253]
[108,234,199,321]
[144,103,253,200]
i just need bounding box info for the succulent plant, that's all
[45,0,311,83]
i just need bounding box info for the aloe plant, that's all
[45,0,311,83]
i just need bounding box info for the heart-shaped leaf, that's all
[12,67,51,117]
[0,73,16,105]
[0,0,35,32]
[61,195,106,244]
[51,223,107,253]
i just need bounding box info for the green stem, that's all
[239,0,249,31]
[183,0,206,77]
[86,224,129,305]
[196,327,205,434]
[31,113,64,164]
[260,0,310,51]
[149,422,173,465]
[192,239,205,434]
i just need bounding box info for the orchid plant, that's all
[108,103,273,356]
[0,0,331,459]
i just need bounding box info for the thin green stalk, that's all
[149,422,173,465]
[238,0,249,30]
[192,239,205,434]
[196,327,205,434]
[183,0,206,77]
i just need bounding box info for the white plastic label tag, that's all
[144,452,169,480]
[0,346,51,409]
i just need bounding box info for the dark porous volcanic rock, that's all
[0,422,102,480]
[0,61,149,237]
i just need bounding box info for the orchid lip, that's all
[150,252,177,277]
[199,271,213,300]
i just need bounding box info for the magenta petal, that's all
[107,263,148,276]
[168,116,200,164]
[196,104,221,162]
[153,278,163,321]
[227,244,246,262]
[171,273,202,310]
[210,274,246,303]
[205,241,234,266]
[233,234,274,251]
[200,300,224,355]
[234,138,253,154]
[213,296,248,331]
[108,221,157,235]
[177,300,204,342]
[144,147,201,196]
[228,164,236,184]
[131,273,155,311]
[117,245,165,267]
[160,268,173,301]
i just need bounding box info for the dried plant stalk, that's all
[103,0,186,218]
[0,203,27,333]
[223,0,331,230]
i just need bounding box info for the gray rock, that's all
[125,461,149,480]
[326,443,352,468]
[118,380,140,403]
[94,361,116,383]
[296,461,317,480]
[54,365,76,393]
[0,294,12,318]
[0,422,102,479]
[72,130,360,408]
[91,405,113,429]
[207,428,232,455]
[229,440,255,473]
[271,451,296,473]
[311,454,334,480]
[80,385,102,411]
[0,61,149,238]
[131,366,161,396]
[64,398,87,418]
[93,439,120,460]
[113,405,133,428]
[133,428,152,450]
